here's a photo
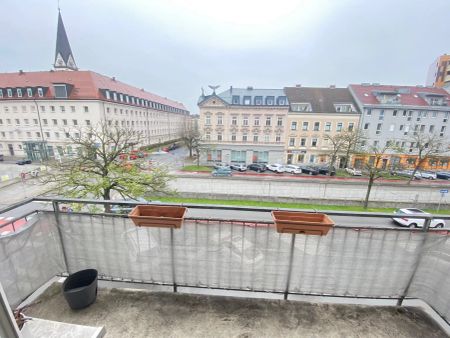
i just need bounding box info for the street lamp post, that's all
[33,100,48,161]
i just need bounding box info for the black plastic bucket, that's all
[62,269,98,310]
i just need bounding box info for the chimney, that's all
[112,76,116,81]
[19,70,24,75]
[295,84,301,88]
[330,85,336,88]
[230,86,233,93]
[247,86,253,90]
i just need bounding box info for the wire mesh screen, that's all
[0,213,64,307]
[409,231,450,323]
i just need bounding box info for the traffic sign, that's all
[440,189,448,194]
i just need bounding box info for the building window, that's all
[42,119,48,125]
[277,117,283,126]
[205,133,210,141]
[54,84,68,98]
[7,89,13,97]
[243,116,249,126]
[364,123,369,130]
[376,123,382,134]
[253,135,258,142]
[289,137,295,146]
[232,96,240,104]
[50,106,55,112]
[366,109,371,116]
[27,88,33,97]
[348,123,354,131]
[379,110,384,120]
[17,89,22,97]
[266,96,274,105]
[83,106,89,113]
[24,118,29,125]
[313,122,320,131]
[264,134,270,143]
[231,116,237,125]
[254,96,263,105]
[243,96,251,105]
[309,154,316,163]
[291,121,297,130]
[231,134,236,141]
[311,138,318,147]
[86,120,91,126]
[325,122,331,132]
[432,111,437,118]
[205,115,211,125]
[60,106,65,113]
[15,119,20,125]
[63,119,67,126]
[254,117,260,126]
[300,138,306,146]
[0,89,2,98]
[242,134,248,142]
[37,88,43,97]
[36,132,41,138]
[52,119,57,125]
[73,119,78,126]
[393,110,397,116]
[65,132,70,138]
[302,122,308,131]
[336,123,343,132]
[217,133,222,141]
[217,115,223,125]
[429,125,434,133]
[276,134,281,142]
[33,119,38,125]
[265,117,271,126]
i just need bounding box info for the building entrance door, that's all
[7,144,14,156]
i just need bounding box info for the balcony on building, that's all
[0,198,449,337]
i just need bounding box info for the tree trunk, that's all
[189,146,193,158]
[363,175,374,209]
[103,188,111,212]
[407,164,420,185]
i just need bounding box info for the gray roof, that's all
[284,87,360,113]
[54,11,77,70]
[198,87,288,106]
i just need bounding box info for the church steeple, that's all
[54,10,78,71]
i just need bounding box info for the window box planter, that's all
[271,211,334,235]
[63,269,98,310]
[129,205,186,228]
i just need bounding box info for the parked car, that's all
[436,172,450,180]
[419,171,437,180]
[247,163,266,172]
[392,208,445,228]
[267,163,285,173]
[299,166,319,175]
[230,163,247,171]
[284,165,302,174]
[315,165,336,176]
[16,159,32,165]
[391,169,421,180]
[212,167,232,177]
[213,162,230,169]
[345,167,362,176]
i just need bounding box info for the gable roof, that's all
[0,70,188,111]
[349,84,450,107]
[284,87,359,113]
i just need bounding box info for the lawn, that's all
[181,165,212,172]
[152,196,450,214]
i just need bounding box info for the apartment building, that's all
[349,84,450,170]
[283,86,360,166]
[427,54,450,89]
[197,87,289,165]
[0,11,189,160]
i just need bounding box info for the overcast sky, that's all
[1,0,449,113]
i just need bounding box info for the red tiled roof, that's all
[349,84,450,107]
[0,70,187,111]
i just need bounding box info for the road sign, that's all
[440,189,448,194]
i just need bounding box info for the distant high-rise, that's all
[427,54,450,89]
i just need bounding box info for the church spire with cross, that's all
[54,9,78,71]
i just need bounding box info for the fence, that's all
[0,198,450,325]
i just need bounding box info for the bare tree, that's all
[42,122,174,209]
[323,133,346,173]
[361,141,398,209]
[404,131,448,184]
[340,128,366,168]
[181,127,201,158]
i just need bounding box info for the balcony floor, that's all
[23,282,447,338]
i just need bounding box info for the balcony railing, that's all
[0,197,450,327]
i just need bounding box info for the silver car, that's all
[392,208,445,228]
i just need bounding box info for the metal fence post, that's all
[396,216,432,306]
[284,233,296,300]
[52,200,70,274]
[170,227,177,293]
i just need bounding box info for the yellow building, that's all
[283,86,360,166]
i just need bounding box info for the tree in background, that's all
[42,122,174,210]
[340,128,366,169]
[181,127,202,158]
[404,131,448,184]
[323,133,346,173]
[360,141,398,209]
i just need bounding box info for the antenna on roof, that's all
[58,0,60,12]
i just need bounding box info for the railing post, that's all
[284,233,296,300]
[52,200,71,274]
[397,216,432,306]
[170,227,177,293]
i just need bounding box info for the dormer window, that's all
[105,90,111,99]
[334,104,355,113]
[37,88,44,97]
[119,94,123,102]
[291,103,312,112]
[243,96,251,105]
[0,89,3,98]
[266,96,274,105]
[27,88,33,97]
[254,96,263,105]
[232,95,240,104]
[277,96,287,105]
[113,92,117,101]
[374,91,399,104]
[17,88,22,97]
[53,84,68,98]
[7,88,13,97]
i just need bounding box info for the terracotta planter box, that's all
[272,211,334,235]
[129,205,186,228]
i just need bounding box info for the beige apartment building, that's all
[197,87,289,165]
[283,87,360,166]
